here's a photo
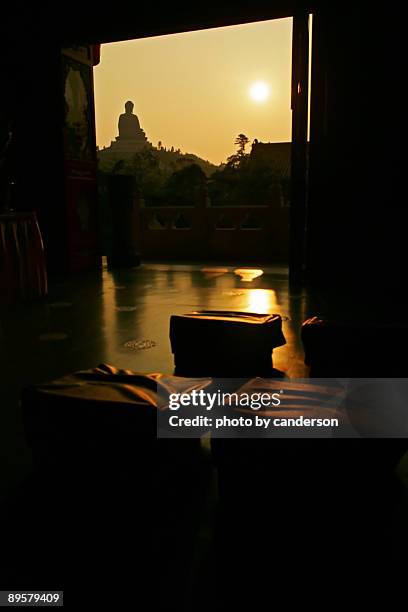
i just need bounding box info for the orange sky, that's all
[94,18,293,166]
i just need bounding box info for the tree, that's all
[234,133,250,155]
[225,152,242,169]
[130,149,166,205]
[226,133,250,169]
[165,163,207,206]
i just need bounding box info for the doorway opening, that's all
[93,17,307,268]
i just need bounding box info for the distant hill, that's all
[154,147,217,177]
[97,143,218,177]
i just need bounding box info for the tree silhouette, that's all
[165,163,207,206]
[235,133,250,155]
[226,134,250,168]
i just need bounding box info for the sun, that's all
[249,81,270,103]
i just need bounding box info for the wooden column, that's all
[289,12,310,286]
[61,46,100,273]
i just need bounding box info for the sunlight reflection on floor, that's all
[245,289,277,313]
[233,268,264,282]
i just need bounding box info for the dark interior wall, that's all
[1,6,68,273]
[367,11,406,309]
[307,6,405,314]
[307,7,364,289]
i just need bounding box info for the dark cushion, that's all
[18,364,213,600]
[301,315,408,377]
[170,310,286,376]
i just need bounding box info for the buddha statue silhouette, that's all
[118,101,145,140]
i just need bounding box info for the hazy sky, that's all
[94,18,293,166]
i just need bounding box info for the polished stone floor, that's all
[0,261,318,495]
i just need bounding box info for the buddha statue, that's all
[99,100,150,157]
[118,101,146,141]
